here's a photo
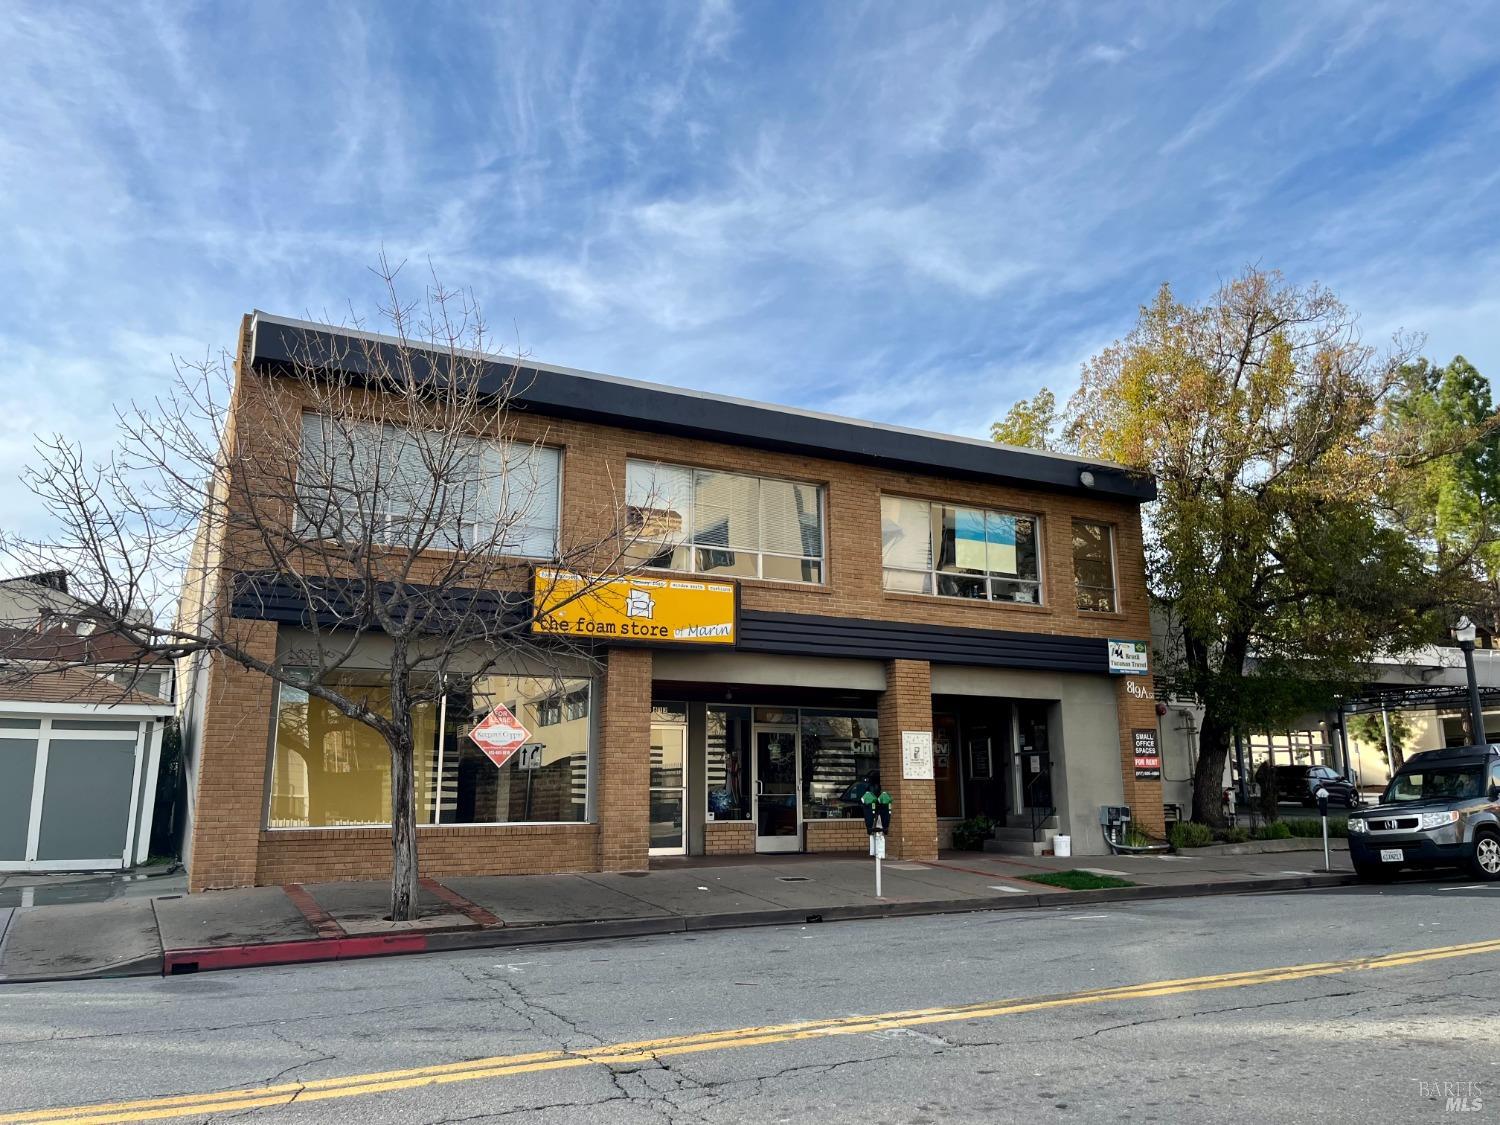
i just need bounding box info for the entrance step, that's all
[990,823,1057,842]
[983,836,1054,857]
[983,821,1059,857]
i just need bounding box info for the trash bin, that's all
[1053,835,1072,857]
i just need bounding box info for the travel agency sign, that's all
[531,569,738,645]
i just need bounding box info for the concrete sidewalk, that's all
[0,846,1354,984]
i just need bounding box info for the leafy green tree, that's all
[990,388,1057,450]
[1049,268,1473,825]
[1385,355,1500,627]
[1348,709,1412,771]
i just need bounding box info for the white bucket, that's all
[1053,835,1072,858]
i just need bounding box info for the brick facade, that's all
[598,647,652,872]
[703,820,755,855]
[254,823,601,885]
[878,659,938,860]
[1114,674,1166,838]
[217,361,1151,651]
[181,317,1160,890]
[188,619,279,891]
[804,819,868,853]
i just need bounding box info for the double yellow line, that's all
[8,935,1500,1125]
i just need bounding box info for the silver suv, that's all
[1348,745,1500,881]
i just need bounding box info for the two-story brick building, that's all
[178,311,1161,891]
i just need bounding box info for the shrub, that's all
[1123,825,1156,848]
[1252,821,1292,840]
[1282,816,1348,838]
[1169,821,1215,850]
[1223,827,1250,844]
[951,815,996,851]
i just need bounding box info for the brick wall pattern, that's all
[184,328,1158,889]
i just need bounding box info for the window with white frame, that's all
[296,414,560,557]
[625,460,825,584]
[880,496,1042,604]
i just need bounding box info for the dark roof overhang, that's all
[249,312,1156,503]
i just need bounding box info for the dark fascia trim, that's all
[229,575,1113,675]
[739,609,1111,674]
[229,572,531,632]
[248,312,1156,503]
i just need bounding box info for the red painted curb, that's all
[163,933,429,975]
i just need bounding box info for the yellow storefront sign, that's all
[531,569,738,645]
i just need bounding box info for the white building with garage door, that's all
[1,670,173,873]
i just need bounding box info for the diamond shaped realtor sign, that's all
[468,704,532,769]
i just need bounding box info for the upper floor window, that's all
[880,496,1041,604]
[297,414,560,557]
[626,460,824,584]
[1072,519,1116,612]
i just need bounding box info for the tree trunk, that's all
[387,670,420,922]
[1191,712,1233,828]
[388,730,419,921]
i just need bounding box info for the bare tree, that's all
[3,262,656,920]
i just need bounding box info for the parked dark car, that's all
[1271,764,1361,809]
[1348,745,1500,881]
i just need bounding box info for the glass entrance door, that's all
[649,722,687,855]
[754,726,801,852]
[1015,702,1053,814]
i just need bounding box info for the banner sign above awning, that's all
[532,569,738,646]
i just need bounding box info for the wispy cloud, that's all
[1,0,1499,538]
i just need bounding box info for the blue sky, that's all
[3,2,1500,535]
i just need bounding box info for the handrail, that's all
[1025,771,1055,842]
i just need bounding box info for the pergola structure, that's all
[1341,682,1500,716]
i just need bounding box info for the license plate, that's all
[1380,849,1404,863]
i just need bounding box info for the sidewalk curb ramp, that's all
[0,872,1357,985]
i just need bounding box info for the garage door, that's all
[0,720,41,861]
[0,717,146,871]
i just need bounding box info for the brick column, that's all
[1114,674,1165,838]
[188,618,279,891]
[877,659,937,860]
[597,646,652,872]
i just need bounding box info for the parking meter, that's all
[862,793,892,836]
[862,780,892,898]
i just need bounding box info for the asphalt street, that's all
[1,881,1497,1124]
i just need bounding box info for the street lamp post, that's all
[1454,616,1486,747]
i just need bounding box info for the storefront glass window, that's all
[270,670,441,828]
[706,706,752,820]
[269,670,593,828]
[800,712,880,819]
[440,675,591,824]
